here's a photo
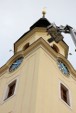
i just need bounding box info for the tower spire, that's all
[42,7,46,18]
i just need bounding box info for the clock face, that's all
[57,60,69,75]
[9,57,23,72]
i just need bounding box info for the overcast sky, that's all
[0,0,76,69]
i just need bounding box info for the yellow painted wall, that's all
[0,47,76,113]
[35,48,76,113]
[0,49,40,113]
[17,33,37,52]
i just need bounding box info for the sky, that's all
[0,0,76,69]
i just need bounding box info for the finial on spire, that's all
[42,7,46,18]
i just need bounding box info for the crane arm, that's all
[47,23,76,47]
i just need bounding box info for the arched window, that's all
[51,44,59,53]
[23,43,29,51]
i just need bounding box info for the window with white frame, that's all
[60,83,70,106]
[4,80,17,100]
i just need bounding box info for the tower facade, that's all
[0,16,76,113]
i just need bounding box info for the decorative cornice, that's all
[0,38,76,79]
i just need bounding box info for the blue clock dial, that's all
[57,60,69,75]
[9,57,23,72]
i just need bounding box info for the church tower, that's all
[0,13,76,113]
